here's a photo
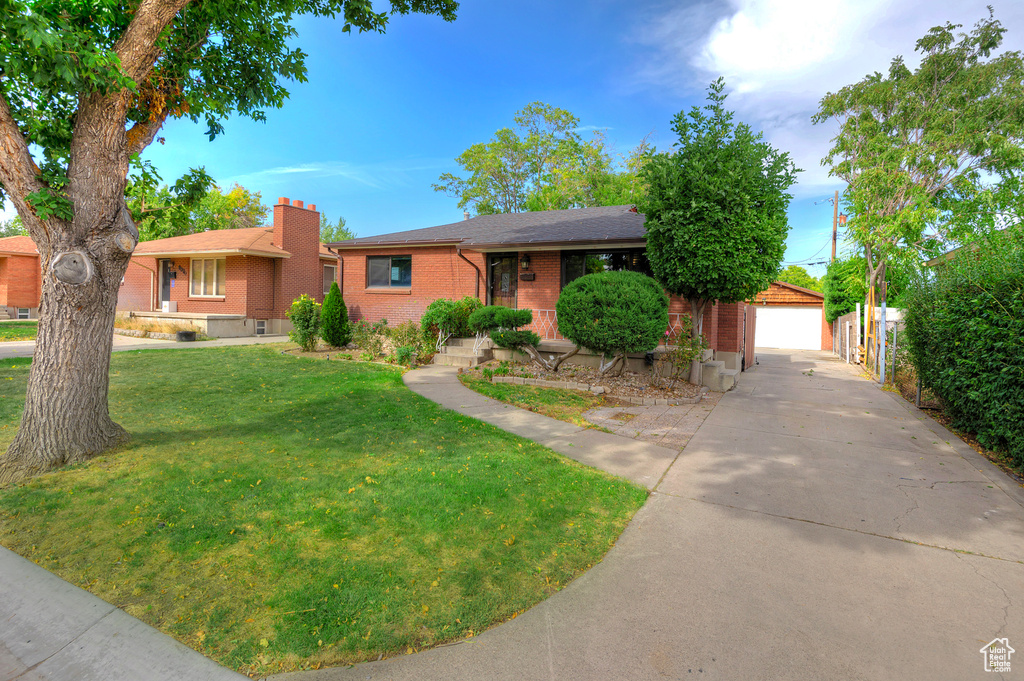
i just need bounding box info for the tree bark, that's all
[0,215,132,484]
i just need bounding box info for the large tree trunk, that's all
[0,209,134,485]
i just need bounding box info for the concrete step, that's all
[701,360,737,392]
[446,336,493,349]
[441,346,494,360]
[432,353,484,368]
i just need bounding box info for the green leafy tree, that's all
[556,271,669,376]
[434,102,649,214]
[640,79,798,384]
[130,182,268,241]
[778,265,821,292]
[812,11,1024,310]
[320,281,351,348]
[822,258,867,324]
[0,216,27,238]
[0,0,457,483]
[320,214,355,243]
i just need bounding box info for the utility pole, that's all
[831,189,839,263]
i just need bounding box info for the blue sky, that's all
[65,0,1024,277]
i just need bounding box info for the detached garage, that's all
[752,282,833,351]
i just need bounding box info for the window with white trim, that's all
[190,258,226,297]
[17,308,29,319]
[323,264,337,296]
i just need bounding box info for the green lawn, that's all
[0,346,646,676]
[459,370,608,428]
[0,320,37,342]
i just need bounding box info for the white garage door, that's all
[755,306,822,350]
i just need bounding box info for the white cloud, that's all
[225,158,453,193]
[637,0,1024,196]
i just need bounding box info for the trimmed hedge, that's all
[903,230,1024,468]
[555,270,669,357]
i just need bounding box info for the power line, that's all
[783,237,832,265]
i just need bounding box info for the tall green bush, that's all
[286,294,321,352]
[556,270,669,375]
[903,230,1024,467]
[320,282,351,348]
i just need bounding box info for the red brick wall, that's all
[716,302,745,355]
[0,254,40,308]
[118,258,156,311]
[821,308,833,352]
[516,251,560,310]
[246,256,276,320]
[340,246,483,324]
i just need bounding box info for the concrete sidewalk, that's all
[0,547,246,681]
[0,333,290,359]
[275,350,1024,681]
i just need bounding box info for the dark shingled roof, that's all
[328,205,646,249]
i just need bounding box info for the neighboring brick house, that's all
[0,235,41,320]
[751,281,833,351]
[118,197,339,337]
[329,205,756,371]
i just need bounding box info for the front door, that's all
[488,254,517,308]
[160,260,172,304]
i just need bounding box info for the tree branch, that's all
[0,91,49,240]
[113,0,193,85]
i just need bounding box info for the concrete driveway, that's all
[281,349,1024,681]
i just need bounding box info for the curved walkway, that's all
[277,350,1024,681]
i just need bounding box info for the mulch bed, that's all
[482,361,704,401]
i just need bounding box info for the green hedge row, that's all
[903,230,1024,468]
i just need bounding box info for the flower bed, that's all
[467,361,708,405]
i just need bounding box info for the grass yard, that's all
[0,346,647,676]
[0,320,37,341]
[458,371,609,428]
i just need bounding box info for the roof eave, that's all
[465,237,647,251]
[132,248,291,259]
[328,239,465,250]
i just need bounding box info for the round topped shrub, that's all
[556,270,669,361]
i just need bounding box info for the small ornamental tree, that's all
[556,271,668,376]
[640,79,798,383]
[320,281,350,348]
[287,294,321,352]
[468,305,580,371]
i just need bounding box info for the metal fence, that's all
[829,306,942,408]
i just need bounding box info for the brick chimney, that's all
[272,197,322,314]
[463,211,470,221]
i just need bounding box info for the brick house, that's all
[329,205,757,371]
[751,281,833,351]
[118,197,339,336]
[0,235,42,320]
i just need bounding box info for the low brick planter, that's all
[491,375,703,405]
